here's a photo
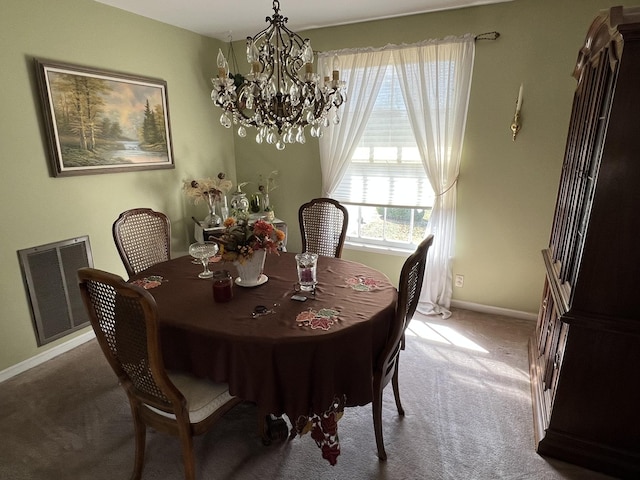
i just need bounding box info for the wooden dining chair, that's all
[298,198,348,258]
[113,208,171,278]
[373,234,434,461]
[78,267,242,480]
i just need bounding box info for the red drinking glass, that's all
[212,270,233,302]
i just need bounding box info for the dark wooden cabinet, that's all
[529,6,640,478]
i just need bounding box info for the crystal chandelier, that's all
[211,0,347,150]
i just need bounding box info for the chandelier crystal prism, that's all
[211,0,347,150]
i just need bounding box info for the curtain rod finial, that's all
[475,31,500,41]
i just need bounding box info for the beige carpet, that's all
[0,308,618,479]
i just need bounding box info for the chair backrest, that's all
[77,267,182,413]
[298,198,348,258]
[378,235,434,379]
[112,208,171,277]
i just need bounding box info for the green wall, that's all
[0,0,634,372]
[0,0,234,371]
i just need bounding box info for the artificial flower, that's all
[182,171,233,204]
[258,170,278,194]
[218,218,285,263]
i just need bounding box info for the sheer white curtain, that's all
[394,35,475,317]
[317,48,391,196]
[319,36,475,318]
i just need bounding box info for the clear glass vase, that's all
[262,193,275,220]
[216,194,229,221]
[204,194,221,227]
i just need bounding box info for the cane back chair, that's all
[78,267,241,480]
[112,208,171,278]
[298,198,348,258]
[373,234,434,461]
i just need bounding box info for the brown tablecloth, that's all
[133,252,397,422]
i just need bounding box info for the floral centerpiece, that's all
[218,217,286,285]
[218,217,285,263]
[183,172,233,227]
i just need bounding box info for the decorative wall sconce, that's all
[511,83,523,141]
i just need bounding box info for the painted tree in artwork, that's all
[142,99,157,144]
[99,117,124,140]
[153,104,166,144]
[140,99,166,148]
[50,73,108,151]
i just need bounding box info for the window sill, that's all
[344,241,414,257]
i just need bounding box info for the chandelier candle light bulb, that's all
[332,54,340,83]
[217,49,227,79]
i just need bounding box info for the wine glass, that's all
[189,241,219,279]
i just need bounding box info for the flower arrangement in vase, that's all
[218,217,285,263]
[183,172,233,227]
[218,217,286,286]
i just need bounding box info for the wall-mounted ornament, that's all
[511,83,523,141]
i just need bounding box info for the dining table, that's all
[130,250,397,464]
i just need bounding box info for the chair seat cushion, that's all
[147,372,234,424]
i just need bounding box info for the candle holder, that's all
[511,112,521,141]
[212,270,233,303]
[511,83,523,141]
[295,252,318,292]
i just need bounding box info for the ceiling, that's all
[94,0,513,41]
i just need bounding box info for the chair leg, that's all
[391,361,405,416]
[129,404,146,480]
[372,383,387,461]
[176,420,196,480]
[257,406,271,446]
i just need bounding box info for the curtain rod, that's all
[315,32,500,56]
[475,31,500,41]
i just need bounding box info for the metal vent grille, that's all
[18,236,94,346]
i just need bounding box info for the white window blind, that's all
[332,68,434,208]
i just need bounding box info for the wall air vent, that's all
[18,236,94,346]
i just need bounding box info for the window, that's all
[332,67,435,251]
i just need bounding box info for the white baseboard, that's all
[450,299,538,322]
[0,330,95,383]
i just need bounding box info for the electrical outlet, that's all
[454,274,464,288]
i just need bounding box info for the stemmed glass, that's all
[189,241,219,279]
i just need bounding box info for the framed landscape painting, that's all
[35,58,175,177]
